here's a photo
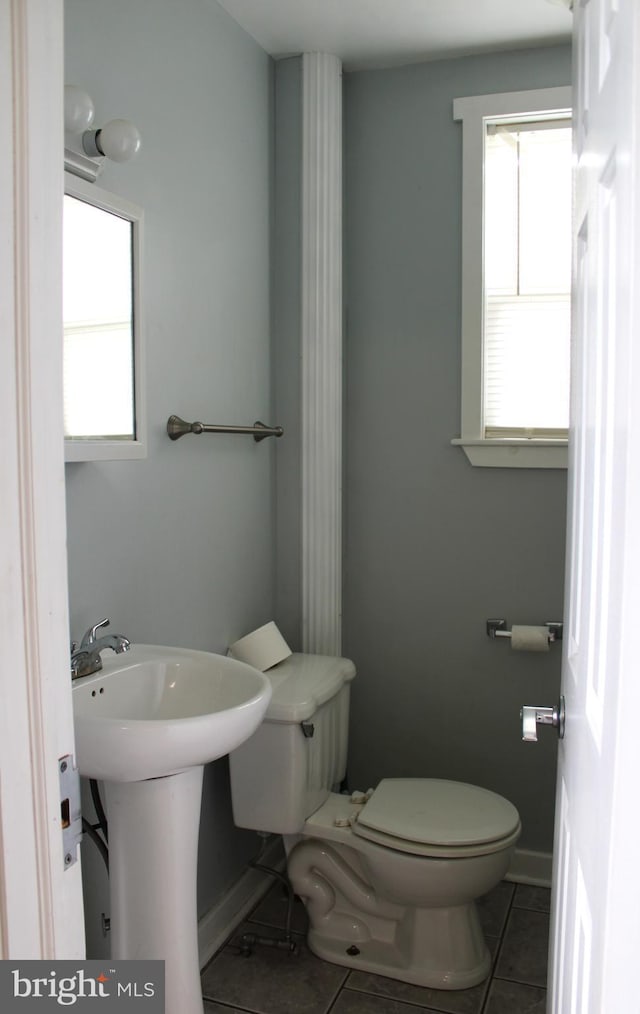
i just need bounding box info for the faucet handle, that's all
[80,617,110,648]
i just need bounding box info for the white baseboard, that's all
[505,847,553,888]
[198,837,285,970]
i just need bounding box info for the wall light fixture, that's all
[64,85,141,182]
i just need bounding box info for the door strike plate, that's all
[59,754,82,870]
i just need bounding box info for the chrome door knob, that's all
[521,697,565,741]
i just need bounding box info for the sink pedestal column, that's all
[105,765,205,1014]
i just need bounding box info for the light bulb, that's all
[83,119,142,163]
[97,119,142,162]
[64,85,95,134]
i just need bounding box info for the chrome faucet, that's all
[71,618,131,679]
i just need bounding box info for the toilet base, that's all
[288,832,498,991]
[305,901,491,991]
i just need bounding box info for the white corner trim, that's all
[198,837,285,969]
[301,53,343,655]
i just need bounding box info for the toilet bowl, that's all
[229,653,521,990]
[287,781,520,988]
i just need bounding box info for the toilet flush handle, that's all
[520,697,565,742]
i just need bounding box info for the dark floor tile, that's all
[346,969,488,1014]
[332,989,443,1014]
[248,881,309,934]
[513,884,551,913]
[494,908,550,988]
[485,936,500,961]
[483,978,547,1014]
[477,881,515,938]
[203,1003,246,1013]
[201,922,347,1014]
[200,877,550,1014]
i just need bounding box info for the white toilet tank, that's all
[229,653,356,835]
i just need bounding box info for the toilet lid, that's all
[353,779,520,855]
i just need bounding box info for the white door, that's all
[549,0,640,1010]
[0,0,85,957]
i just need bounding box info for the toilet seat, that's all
[352,778,521,859]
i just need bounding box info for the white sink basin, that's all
[72,643,271,782]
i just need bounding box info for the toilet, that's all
[229,653,521,990]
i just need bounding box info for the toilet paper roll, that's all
[228,621,292,671]
[510,625,550,652]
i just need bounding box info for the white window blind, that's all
[483,120,572,438]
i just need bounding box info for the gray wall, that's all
[64,0,274,955]
[343,45,571,853]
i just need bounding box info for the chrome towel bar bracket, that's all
[167,415,284,443]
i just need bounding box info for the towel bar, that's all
[167,415,284,443]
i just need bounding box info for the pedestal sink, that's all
[72,644,271,1014]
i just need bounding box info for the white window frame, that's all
[452,86,572,469]
[63,172,146,462]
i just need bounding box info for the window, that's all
[452,87,572,468]
[63,172,146,462]
[64,193,134,440]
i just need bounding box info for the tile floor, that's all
[201,879,551,1014]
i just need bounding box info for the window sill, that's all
[451,438,568,469]
[65,438,147,462]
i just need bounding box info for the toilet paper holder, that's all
[486,619,563,643]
